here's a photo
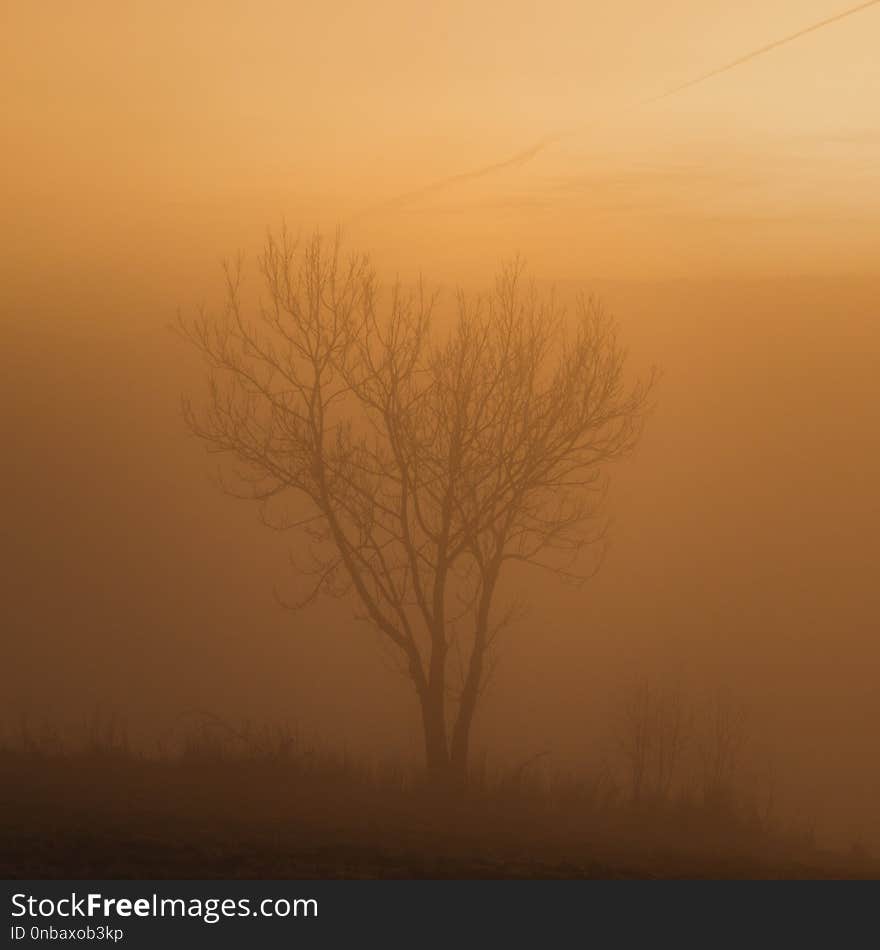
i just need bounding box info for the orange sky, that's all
[3,1,879,284]
[2,2,880,847]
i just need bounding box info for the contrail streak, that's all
[642,0,880,104]
[360,136,563,215]
[360,0,880,216]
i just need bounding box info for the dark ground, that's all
[2,742,876,880]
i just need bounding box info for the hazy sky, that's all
[4,1,879,283]
[2,2,879,847]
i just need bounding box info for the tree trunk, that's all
[419,685,451,785]
[449,565,497,784]
[449,670,479,781]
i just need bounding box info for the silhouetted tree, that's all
[697,693,749,810]
[617,680,689,805]
[181,228,655,786]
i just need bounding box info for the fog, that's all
[2,1,879,857]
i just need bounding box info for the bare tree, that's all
[696,693,749,810]
[180,228,655,786]
[617,680,689,805]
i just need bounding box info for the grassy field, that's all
[2,723,875,879]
